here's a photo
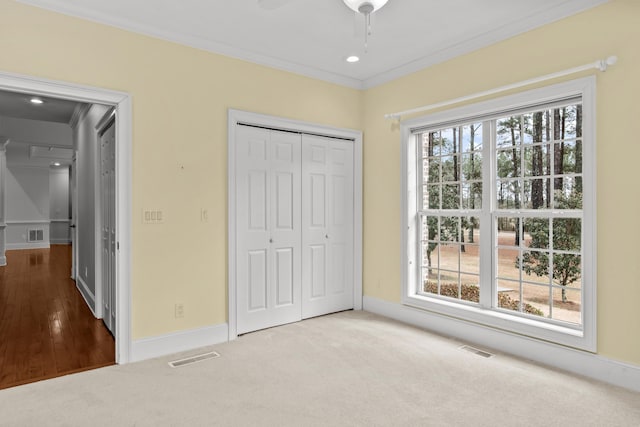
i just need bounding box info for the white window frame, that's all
[401,77,596,351]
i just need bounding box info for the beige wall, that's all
[2,0,638,367]
[0,0,361,339]
[363,0,640,365]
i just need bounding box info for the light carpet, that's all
[1,311,638,426]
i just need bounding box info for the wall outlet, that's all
[85,266,88,278]
[175,303,184,319]
[201,208,209,223]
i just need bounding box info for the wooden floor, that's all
[0,246,114,389]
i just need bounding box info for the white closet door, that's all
[236,126,302,334]
[302,134,354,319]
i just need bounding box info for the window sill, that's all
[403,293,594,352]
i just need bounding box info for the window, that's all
[402,78,595,350]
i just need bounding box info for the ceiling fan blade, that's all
[258,0,293,10]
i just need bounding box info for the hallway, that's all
[0,246,114,389]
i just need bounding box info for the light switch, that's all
[143,209,165,224]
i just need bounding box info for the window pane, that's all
[551,287,581,324]
[428,131,444,156]
[460,123,483,153]
[553,180,582,209]
[423,184,440,209]
[461,182,482,209]
[441,155,459,182]
[439,244,459,275]
[462,153,482,181]
[497,279,520,309]
[496,116,522,148]
[523,144,550,177]
[529,111,547,143]
[522,284,549,317]
[439,128,456,155]
[497,281,548,318]
[440,216,459,242]
[496,180,521,209]
[436,280,459,299]
[421,215,439,242]
[523,218,549,249]
[460,246,479,276]
[563,105,579,139]
[497,217,520,247]
[497,248,520,279]
[553,219,581,252]
[523,178,550,209]
[422,268,440,294]
[552,253,581,288]
[462,216,480,244]
[460,275,479,303]
[521,250,551,285]
[557,140,578,173]
[423,157,441,183]
[496,148,521,178]
[442,184,460,209]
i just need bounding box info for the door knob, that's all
[325,234,329,239]
[269,238,273,243]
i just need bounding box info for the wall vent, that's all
[168,351,220,368]
[459,345,494,358]
[27,228,44,243]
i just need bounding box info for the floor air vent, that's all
[459,345,494,358]
[168,351,220,368]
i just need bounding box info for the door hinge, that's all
[117,242,120,250]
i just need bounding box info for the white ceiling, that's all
[0,89,81,123]
[17,0,607,89]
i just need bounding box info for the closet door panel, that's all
[310,244,327,298]
[275,247,294,306]
[248,250,267,311]
[302,135,354,318]
[236,126,301,334]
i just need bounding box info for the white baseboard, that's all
[0,256,5,266]
[6,242,50,250]
[363,296,640,392]
[50,239,71,245]
[130,323,229,363]
[76,276,97,318]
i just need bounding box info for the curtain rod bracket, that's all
[597,55,618,72]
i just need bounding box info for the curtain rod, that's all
[384,56,617,120]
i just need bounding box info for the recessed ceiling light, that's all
[30,97,44,105]
[52,162,61,166]
[346,56,360,63]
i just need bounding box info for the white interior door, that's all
[70,153,77,279]
[301,135,354,318]
[236,125,301,335]
[100,119,116,335]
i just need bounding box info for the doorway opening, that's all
[0,71,132,382]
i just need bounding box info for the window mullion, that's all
[479,120,493,308]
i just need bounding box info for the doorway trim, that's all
[0,70,132,364]
[227,109,363,340]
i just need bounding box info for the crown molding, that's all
[362,0,610,89]
[15,0,364,90]
[17,0,608,91]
